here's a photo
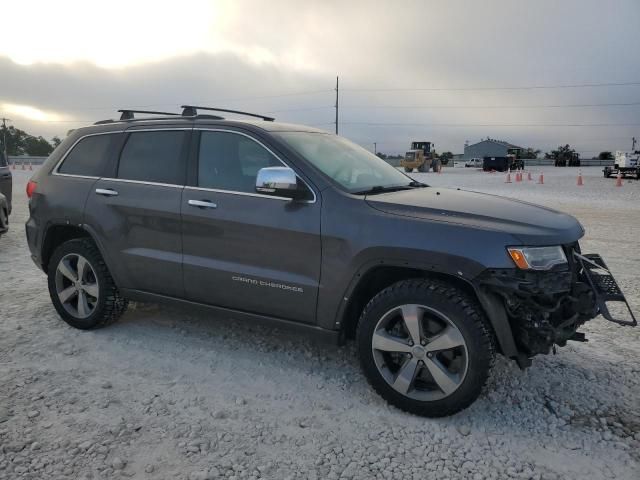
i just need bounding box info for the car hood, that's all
[365,187,584,245]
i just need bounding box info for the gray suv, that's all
[25,107,636,417]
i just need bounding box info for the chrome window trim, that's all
[195,128,317,204]
[53,173,103,180]
[52,130,122,178]
[99,177,184,189]
[51,127,318,204]
[184,185,290,201]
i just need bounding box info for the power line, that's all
[263,106,333,113]
[341,101,640,110]
[340,122,640,128]
[1,117,11,159]
[43,90,334,111]
[341,81,640,92]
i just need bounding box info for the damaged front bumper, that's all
[475,250,636,362]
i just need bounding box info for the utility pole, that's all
[1,117,10,161]
[373,142,377,154]
[334,76,339,135]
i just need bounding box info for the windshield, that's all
[276,132,413,193]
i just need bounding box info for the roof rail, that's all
[118,109,181,121]
[181,105,275,122]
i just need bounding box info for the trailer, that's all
[482,155,524,172]
[603,151,640,179]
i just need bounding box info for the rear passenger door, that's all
[84,128,190,298]
[181,129,322,324]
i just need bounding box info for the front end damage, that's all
[475,246,636,365]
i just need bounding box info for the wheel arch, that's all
[339,263,478,339]
[41,223,113,281]
[337,261,520,364]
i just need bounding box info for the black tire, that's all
[417,162,427,173]
[0,208,7,236]
[357,279,495,417]
[47,238,128,329]
[404,167,413,173]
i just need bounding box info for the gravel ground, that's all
[1,166,639,480]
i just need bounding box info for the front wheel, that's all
[404,167,413,173]
[357,279,495,417]
[48,238,128,329]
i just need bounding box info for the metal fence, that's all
[524,158,614,167]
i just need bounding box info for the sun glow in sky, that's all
[1,103,65,122]
[2,0,222,68]
[1,0,316,70]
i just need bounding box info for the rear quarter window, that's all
[57,134,113,177]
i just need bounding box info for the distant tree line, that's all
[0,125,61,157]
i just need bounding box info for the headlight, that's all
[507,246,567,270]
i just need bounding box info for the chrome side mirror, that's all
[256,167,307,200]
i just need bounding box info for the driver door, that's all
[181,129,322,324]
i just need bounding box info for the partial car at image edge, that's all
[0,151,12,237]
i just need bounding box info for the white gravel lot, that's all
[1,166,639,480]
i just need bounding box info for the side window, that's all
[58,135,112,176]
[117,131,186,185]
[198,131,281,193]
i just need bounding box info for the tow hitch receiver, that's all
[575,252,637,326]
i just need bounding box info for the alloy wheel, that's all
[371,304,469,401]
[54,253,99,319]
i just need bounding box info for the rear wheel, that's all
[357,279,495,417]
[404,167,413,173]
[48,238,128,329]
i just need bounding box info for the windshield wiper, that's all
[354,182,426,195]
[408,180,427,188]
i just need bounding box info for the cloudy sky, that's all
[1,0,639,156]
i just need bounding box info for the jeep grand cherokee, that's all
[25,106,636,417]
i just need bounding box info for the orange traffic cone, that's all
[527,171,532,181]
[505,169,512,183]
[537,172,544,184]
[616,172,623,187]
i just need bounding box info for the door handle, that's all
[188,199,217,209]
[95,188,119,197]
